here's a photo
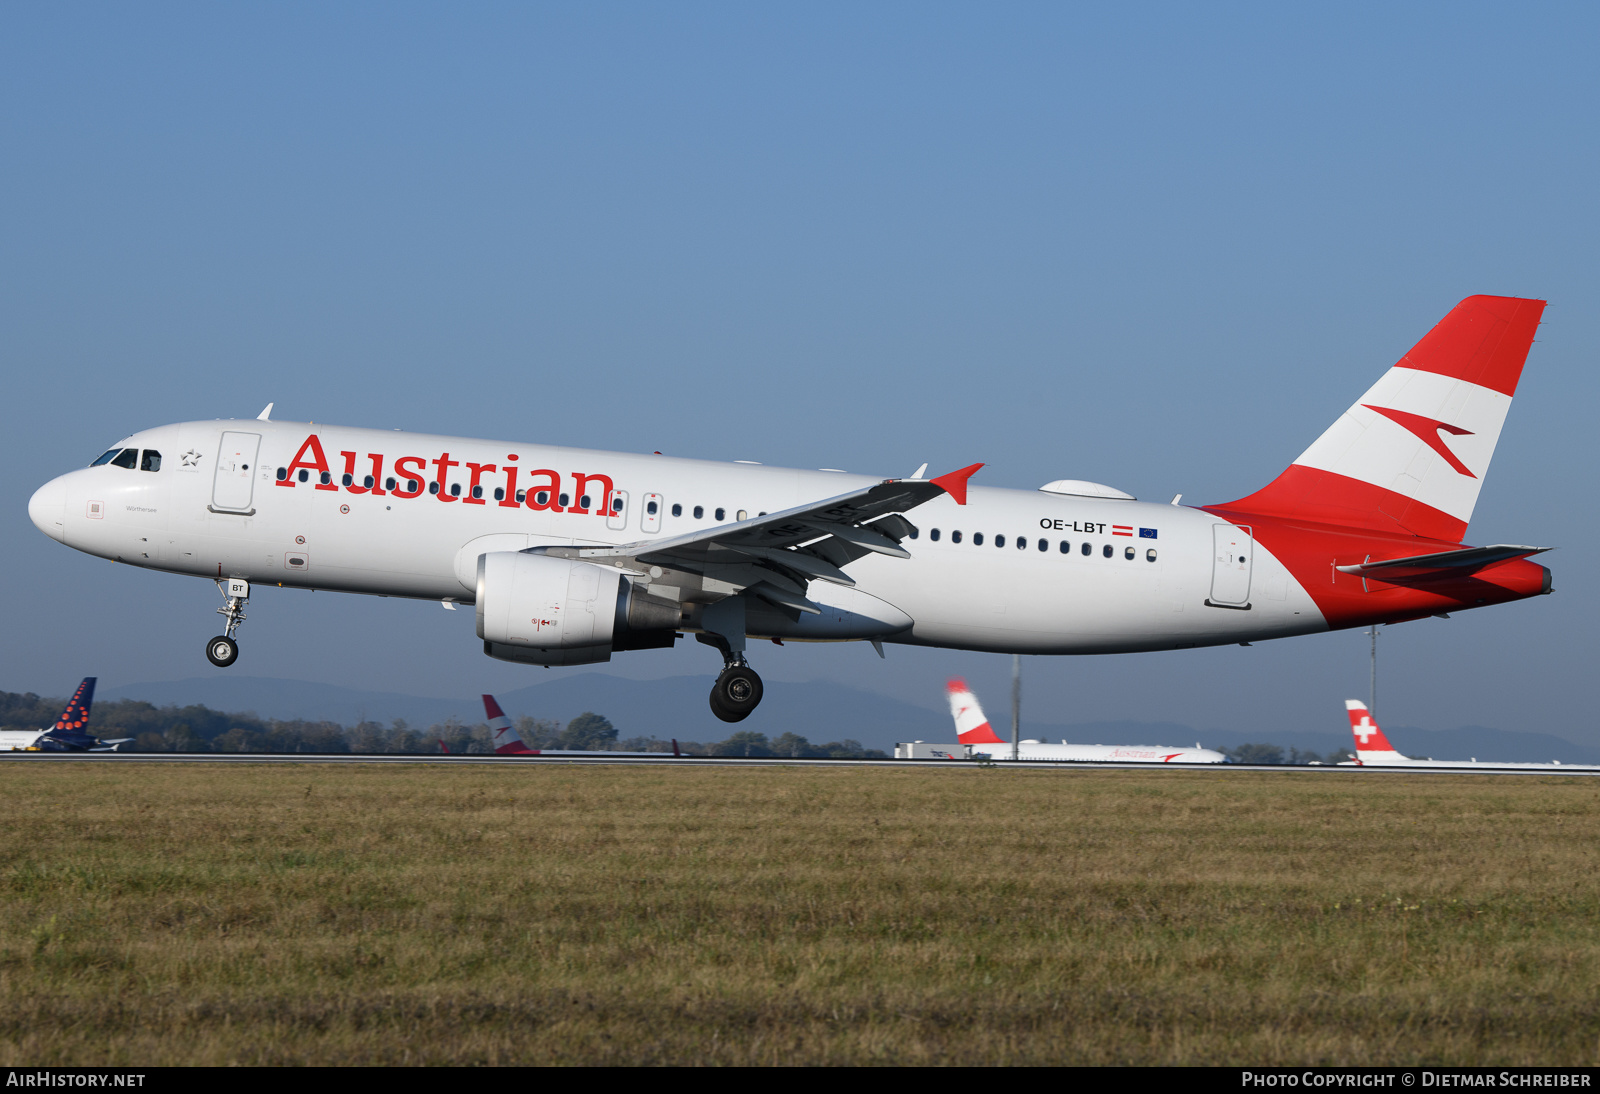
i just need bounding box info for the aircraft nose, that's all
[29,477,67,543]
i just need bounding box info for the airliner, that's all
[0,678,132,752]
[480,694,678,756]
[946,678,1227,763]
[1342,700,1597,770]
[28,296,1553,723]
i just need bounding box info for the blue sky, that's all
[3,3,1596,741]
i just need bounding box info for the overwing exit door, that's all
[1209,524,1253,607]
[211,431,261,514]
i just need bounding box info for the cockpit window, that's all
[140,450,161,472]
[90,449,122,467]
[109,448,138,470]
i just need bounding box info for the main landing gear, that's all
[698,633,764,723]
[206,578,249,668]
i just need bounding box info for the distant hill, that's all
[101,677,474,729]
[96,673,1600,764]
[102,673,940,748]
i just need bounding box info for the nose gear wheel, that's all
[205,635,239,667]
[207,578,249,668]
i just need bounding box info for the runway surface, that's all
[2,753,1596,776]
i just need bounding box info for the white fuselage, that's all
[31,419,1331,655]
[967,742,1228,763]
[0,731,46,752]
[1345,754,1600,771]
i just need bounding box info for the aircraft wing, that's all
[539,464,982,611]
[1335,544,1550,581]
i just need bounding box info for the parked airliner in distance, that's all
[1342,700,1597,770]
[29,296,1553,722]
[0,679,131,752]
[481,694,678,756]
[947,678,1227,763]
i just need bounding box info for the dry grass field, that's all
[1,762,1598,1065]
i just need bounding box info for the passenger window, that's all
[1059,540,1070,554]
[1017,536,1027,550]
[1081,542,1091,556]
[1038,538,1047,552]
[559,493,570,507]
[613,498,625,513]
[930,528,941,541]
[298,469,310,483]
[975,533,985,546]
[472,485,483,499]
[715,508,726,521]
[493,487,503,501]
[516,490,526,503]
[992,534,1002,547]
[671,503,682,517]
[320,471,332,486]
[90,449,121,467]
[578,494,591,509]
[737,509,747,521]
[342,473,354,487]
[647,500,658,515]
[140,450,161,472]
[907,527,918,539]
[1146,549,1158,562]
[1124,546,1135,560]
[277,468,289,481]
[535,491,549,505]
[450,483,461,497]
[364,476,375,488]
[952,530,963,544]
[428,482,440,495]
[693,506,703,519]
[1102,544,1113,558]
[110,448,138,470]
[385,477,397,491]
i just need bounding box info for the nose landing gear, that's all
[206,578,249,668]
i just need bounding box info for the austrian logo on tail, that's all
[946,678,1005,745]
[482,694,540,755]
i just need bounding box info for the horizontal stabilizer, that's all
[1336,544,1549,581]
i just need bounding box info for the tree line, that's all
[1220,743,1354,765]
[0,688,887,758]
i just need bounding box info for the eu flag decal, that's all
[1139,528,1158,539]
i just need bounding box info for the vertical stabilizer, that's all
[51,678,96,733]
[482,694,539,755]
[1219,296,1545,542]
[947,679,1005,745]
[1345,699,1408,764]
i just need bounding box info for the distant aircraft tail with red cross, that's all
[1345,700,1408,764]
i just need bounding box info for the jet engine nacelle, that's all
[475,551,680,667]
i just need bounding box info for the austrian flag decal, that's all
[1112,525,1133,537]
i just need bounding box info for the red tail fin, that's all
[1215,296,1544,542]
[1345,700,1403,758]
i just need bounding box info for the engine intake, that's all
[475,551,679,667]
